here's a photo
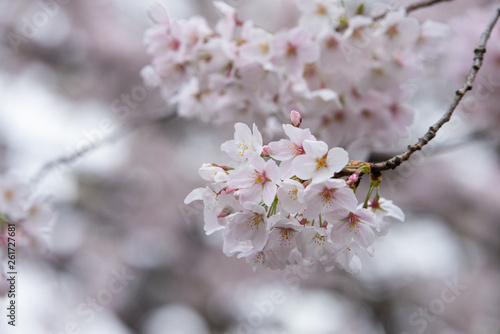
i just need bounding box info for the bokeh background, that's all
[0,0,499,333]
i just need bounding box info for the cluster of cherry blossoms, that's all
[185,112,404,274]
[0,174,54,278]
[143,0,448,154]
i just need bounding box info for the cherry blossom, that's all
[226,202,269,250]
[228,154,280,206]
[292,140,349,183]
[221,123,263,161]
[185,115,404,273]
[368,196,405,236]
[144,1,449,156]
[0,174,55,277]
[302,179,358,219]
[327,208,379,248]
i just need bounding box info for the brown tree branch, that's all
[373,0,454,20]
[32,110,176,184]
[406,0,454,14]
[369,7,500,175]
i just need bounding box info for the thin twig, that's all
[337,0,453,32]
[373,0,454,20]
[406,0,454,14]
[367,7,500,176]
[32,109,176,184]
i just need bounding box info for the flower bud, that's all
[262,145,271,156]
[290,110,302,127]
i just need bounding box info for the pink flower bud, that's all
[262,145,271,156]
[348,173,359,183]
[290,110,302,127]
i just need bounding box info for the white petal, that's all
[326,147,349,173]
[302,140,328,158]
[184,187,205,204]
[292,155,316,180]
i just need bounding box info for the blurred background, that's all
[0,0,499,333]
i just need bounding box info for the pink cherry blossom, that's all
[226,202,269,250]
[302,179,358,219]
[292,140,349,183]
[296,227,334,263]
[271,26,320,78]
[228,154,280,206]
[265,218,302,264]
[327,208,379,248]
[267,124,316,179]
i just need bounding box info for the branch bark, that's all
[32,110,176,184]
[373,0,454,20]
[368,7,500,176]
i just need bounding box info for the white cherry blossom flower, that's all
[368,196,405,236]
[327,208,379,248]
[296,0,344,34]
[226,202,269,250]
[268,124,316,178]
[184,187,222,235]
[292,140,349,183]
[302,179,358,219]
[265,218,302,263]
[237,246,282,271]
[228,154,280,206]
[296,227,334,263]
[0,175,31,220]
[277,179,305,214]
[332,242,364,276]
[238,21,274,68]
[271,26,320,78]
[221,123,263,161]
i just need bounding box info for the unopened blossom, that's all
[289,110,302,127]
[292,140,349,183]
